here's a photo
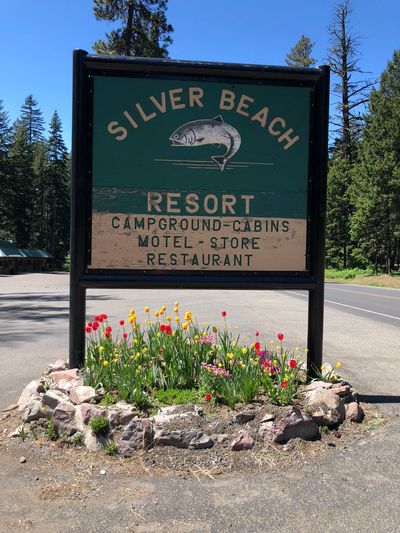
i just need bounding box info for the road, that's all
[289,282,400,328]
[0,273,399,411]
[1,273,400,532]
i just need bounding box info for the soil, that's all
[327,274,400,288]
[0,399,386,479]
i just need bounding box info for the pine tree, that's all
[285,35,317,68]
[93,0,173,57]
[325,156,353,268]
[20,95,44,145]
[0,101,13,241]
[45,111,70,260]
[350,51,400,273]
[9,122,35,247]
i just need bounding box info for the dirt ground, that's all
[0,401,387,532]
[328,274,400,288]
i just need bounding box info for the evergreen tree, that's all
[9,122,35,247]
[285,35,317,68]
[93,0,173,57]
[325,156,353,268]
[20,95,44,145]
[0,101,13,241]
[350,51,400,273]
[45,111,70,260]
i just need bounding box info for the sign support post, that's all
[69,49,89,369]
[307,65,330,378]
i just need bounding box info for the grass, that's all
[325,269,400,288]
[153,388,199,406]
[364,412,387,431]
[90,414,109,435]
[104,441,118,455]
[44,419,57,440]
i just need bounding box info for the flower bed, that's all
[84,304,341,409]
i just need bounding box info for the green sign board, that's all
[70,51,329,372]
[90,75,313,272]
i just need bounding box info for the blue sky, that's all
[1,0,399,148]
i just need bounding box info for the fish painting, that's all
[169,116,241,171]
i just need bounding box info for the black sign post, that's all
[70,50,329,376]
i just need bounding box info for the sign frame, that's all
[70,49,329,376]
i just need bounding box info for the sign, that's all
[70,51,329,374]
[90,77,312,272]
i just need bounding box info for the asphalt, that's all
[288,282,400,328]
[1,273,400,532]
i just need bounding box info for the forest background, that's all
[0,0,399,274]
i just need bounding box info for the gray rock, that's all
[19,456,26,464]
[346,402,365,423]
[84,431,108,452]
[20,398,46,422]
[155,429,213,450]
[17,380,40,411]
[52,403,77,436]
[303,387,346,426]
[153,404,203,426]
[78,403,106,425]
[119,418,154,456]
[231,430,255,451]
[261,412,276,423]
[233,410,256,424]
[50,369,80,384]
[259,406,320,444]
[42,390,71,410]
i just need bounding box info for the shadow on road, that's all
[358,394,400,404]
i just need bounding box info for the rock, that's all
[69,386,97,405]
[78,403,106,425]
[331,384,352,396]
[155,429,213,450]
[84,431,108,452]
[53,378,82,395]
[302,380,332,392]
[17,380,40,411]
[108,402,138,428]
[346,402,365,423]
[2,403,18,413]
[283,439,298,452]
[48,359,69,373]
[100,470,106,475]
[212,433,229,444]
[233,410,256,424]
[261,413,276,423]
[42,390,71,410]
[302,387,346,427]
[50,369,79,385]
[153,404,203,426]
[20,398,46,423]
[53,403,77,436]
[19,456,27,464]
[231,431,254,451]
[119,419,155,456]
[259,406,320,444]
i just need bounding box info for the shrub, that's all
[104,441,118,455]
[90,415,109,435]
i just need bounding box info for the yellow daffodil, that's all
[156,332,161,337]
[135,351,140,357]
[242,347,247,354]
[99,346,104,353]
[103,360,109,367]
[175,301,179,306]
[129,308,134,315]
[143,347,148,353]
[161,305,167,312]
[336,361,342,369]
[194,335,199,341]
[144,306,149,313]
[133,338,138,344]
[227,352,234,359]
[175,316,180,323]
[166,316,171,322]
[174,307,179,314]
[250,343,255,349]
[154,311,159,317]
[182,322,189,330]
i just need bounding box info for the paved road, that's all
[1,273,400,532]
[288,282,400,328]
[0,273,399,411]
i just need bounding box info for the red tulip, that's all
[277,333,284,341]
[221,311,227,317]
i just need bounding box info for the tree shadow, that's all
[358,394,400,404]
